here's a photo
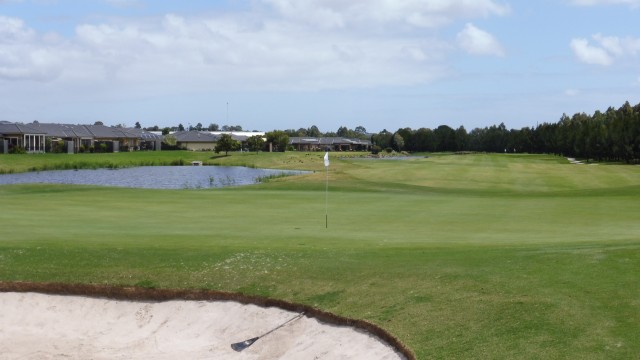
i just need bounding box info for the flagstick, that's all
[325,162,328,228]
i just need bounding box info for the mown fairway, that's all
[1,152,639,359]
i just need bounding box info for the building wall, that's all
[179,142,216,151]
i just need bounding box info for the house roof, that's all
[84,125,140,139]
[118,127,162,140]
[289,137,371,146]
[28,123,93,138]
[172,131,220,143]
[1,122,162,141]
[0,123,46,135]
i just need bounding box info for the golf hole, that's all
[0,284,413,360]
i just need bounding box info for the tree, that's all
[178,123,185,131]
[391,133,405,151]
[454,126,468,151]
[413,127,436,152]
[372,129,392,149]
[163,134,177,146]
[194,123,203,131]
[395,128,413,150]
[215,134,240,155]
[222,125,243,131]
[266,130,289,152]
[208,123,220,131]
[134,121,141,129]
[307,125,321,137]
[247,135,265,154]
[434,125,456,152]
[94,121,104,126]
[337,126,350,137]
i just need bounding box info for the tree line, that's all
[143,123,246,135]
[142,100,640,163]
[371,101,640,163]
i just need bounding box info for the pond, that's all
[0,166,309,189]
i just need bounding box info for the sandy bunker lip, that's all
[0,283,412,360]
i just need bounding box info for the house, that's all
[28,122,94,153]
[170,131,265,151]
[0,121,46,153]
[84,125,145,152]
[0,121,162,153]
[172,131,220,151]
[289,137,371,152]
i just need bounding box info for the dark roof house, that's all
[172,131,220,151]
[0,122,46,153]
[289,137,371,151]
[1,122,162,153]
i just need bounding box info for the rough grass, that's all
[1,151,639,359]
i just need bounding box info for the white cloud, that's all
[570,0,640,7]
[0,0,510,96]
[570,38,613,65]
[264,0,510,29]
[0,15,34,43]
[456,23,504,56]
[0,16,64,81]
[570,34,640,65]
[0,15,452,92]
[565,89,580,96]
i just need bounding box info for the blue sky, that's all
[1,0,639,133]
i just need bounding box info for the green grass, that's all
[1,151,639,359]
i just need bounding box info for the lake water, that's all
[0,166,309,189]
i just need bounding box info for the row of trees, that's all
[281,125,369,140]
[372,101,640,163]
[143,123,245,135]
[141,100,640,162]
[214,132,288,155]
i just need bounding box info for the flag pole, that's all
[324,149,330,228]
[325,164,328,228]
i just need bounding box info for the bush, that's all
[53,140,65,153]
[9,146,26,154]
[371,145,382,155]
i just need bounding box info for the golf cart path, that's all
[1,292,406,360]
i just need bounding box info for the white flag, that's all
[324,152,330,167]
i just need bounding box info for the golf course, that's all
[1,151,639,359]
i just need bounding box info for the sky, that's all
[0,0,639,133]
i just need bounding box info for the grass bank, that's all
[0,150,330,174]
[1,152,639,358]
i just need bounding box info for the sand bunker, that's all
[0,292,406,359]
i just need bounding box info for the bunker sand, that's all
[0,292,405,359]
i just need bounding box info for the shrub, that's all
[9,146,26,154]
[53,140,65,153]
